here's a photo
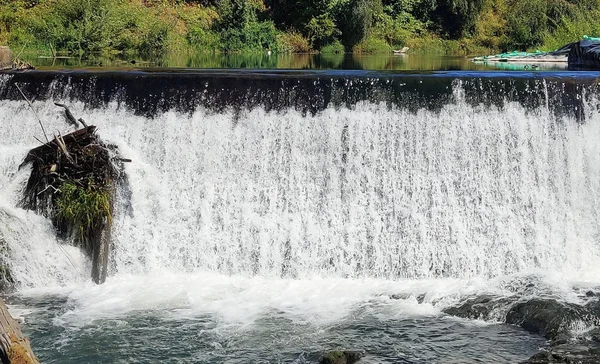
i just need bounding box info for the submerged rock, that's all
[319,350,363,364]
[506,299,591,341]
[521,342,600,364]
[443,295,514,321]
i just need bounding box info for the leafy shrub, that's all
[541,9,600,50]
[506,0,547,49]
[277,31,312,53]
[220,20,279,53]
[188,27,220,50]
[139,22,172,55]
[373,11,425,48]
[353,36,392,53]
[306,13,338,49]
[320,40,345,53]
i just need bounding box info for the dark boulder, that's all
[521,343,600,364]
[443,295,514,321]
[506,299,591,341]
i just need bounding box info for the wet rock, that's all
[443,295,514,321]
[548,334,570,346]
[389,293,426,303]
[584,300,600,317]
[522,351,569,363]
[584,327,600,342]
[319,350,363,364]
[389,293,411,300]
[506,299,590,340]
[0,237,13,292]
[521,343,600,363]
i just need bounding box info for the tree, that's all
[336,0,383,48]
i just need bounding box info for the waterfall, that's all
[0,74,599,288]
[0,141,87,289]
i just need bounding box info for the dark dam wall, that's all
[0,70,599,120]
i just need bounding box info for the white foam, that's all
[0,94,600,326]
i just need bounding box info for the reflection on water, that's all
[22,52,567,71]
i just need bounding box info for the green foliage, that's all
[336,0,384,49]
[32,0,121,53]
[277,31,311,53]
[188,27,220,50]
[56,181,112,244]
[216,0,258,29]
[506,0,547,48]
[219,20,279,52]
[373,10,425,47]
[140,22,172,55]
[541,7,600,50]
[421,0,485,37]
[306,13,338,48]
[470,0,508,50]
[0,0,599,56]
[216,0,280,52]
[353,36,392,53]
[267,0,333,34]
[320,40,345,53]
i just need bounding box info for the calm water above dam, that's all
[1,69,599,363]
[22,52,569,72]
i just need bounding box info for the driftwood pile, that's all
[19,105,127,284]
[20,126,111,208]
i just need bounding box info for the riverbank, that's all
[1,0,599,57]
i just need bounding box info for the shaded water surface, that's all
[22,53,568,71]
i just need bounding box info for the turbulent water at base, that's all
[1,71,600,362]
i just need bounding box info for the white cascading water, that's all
[1,83,599,326]
[0,143,88,289]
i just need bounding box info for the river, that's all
[0,68,599,363]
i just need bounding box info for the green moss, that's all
[56,181,112,244]
[320,351,346,364]
[325,351,344,359]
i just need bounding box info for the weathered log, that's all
[0,299,38,364]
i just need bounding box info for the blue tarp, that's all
[568,39,600,69]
